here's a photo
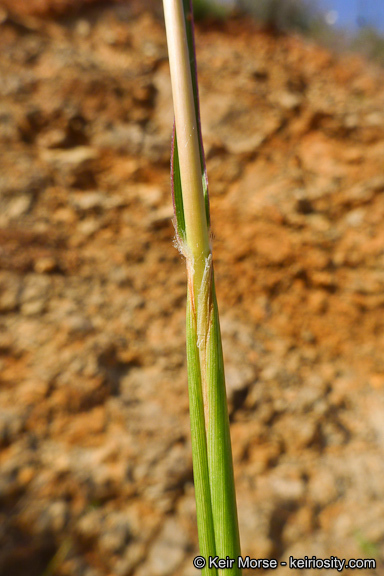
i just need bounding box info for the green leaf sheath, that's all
[188,273,242,574]
[186,294,217,576]
[206,281,242,574]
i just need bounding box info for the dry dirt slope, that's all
[1,4,384,576]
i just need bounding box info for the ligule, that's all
[197,254,213,350]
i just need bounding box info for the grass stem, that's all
[162,1,242,573]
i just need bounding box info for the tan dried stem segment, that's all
[163,0,211,301]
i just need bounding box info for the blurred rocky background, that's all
[1,0,384,575]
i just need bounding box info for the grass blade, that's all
[207,286,242,572]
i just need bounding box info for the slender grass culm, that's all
[162,1,242,574]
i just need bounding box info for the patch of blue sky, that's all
[316,0,384,32]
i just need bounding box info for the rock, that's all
[41,146,99,187]
[218,110,280,155]
[181,562,200,576]
[70,191,124,212]
[75,19,92,38]
[0,332,14,353]
[201,94,281,155]
[99,512,132,555]
[0,408,25,447]
[76,509,104,543]
[21,300,46,316]
[148,205,173,228]
[34,256,57,273]
[0,272,21,312]
[271,90,302,110]
[309,468,338,507]
[20,274,51,302]
[37,128,68,149]
[0,104,20,143]
[20,274,51,316]
[206,154,242,195]
[83,569,103,576]
[237,499,274,558]
[142,131,169,162]
[152,69,173,135]
[115,542,146,576]
[345,208,365,227]
[225,363,256,403]
[42,148,95,180]
[299,133,348,178]
[36,500,69,534]
[70,447,128,501]
[17,466,35,487]
[93,124,144,154]
[4,195,32,219]
[77,218,102,236]
[269,470,306,502]
[276,414,320,451]
[64,315,94,335]
[139,518,188,576]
